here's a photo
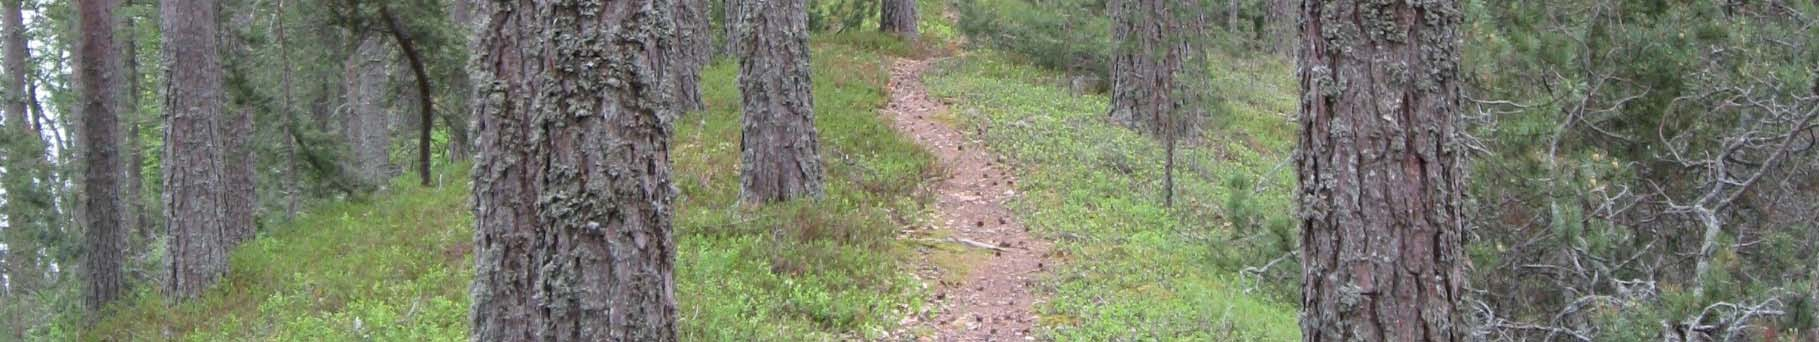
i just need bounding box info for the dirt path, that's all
[888,58,1051,341]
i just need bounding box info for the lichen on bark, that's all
[470,0,681,340]
[1295,0,1466,341]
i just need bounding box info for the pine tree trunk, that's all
[1,0,49,296]
[277,0,299,219]
[469,1,681,340]
[1268,0,1294,56]
[77,0,127,314]
[220,2,258,248]
[737,0,824,204]
[222,107,256,245]
[119,11,155,264]
[1295,0,1466,341]
[672,0,709,111]
[1107,0,1170,134]
[3,0,33,138]
[160,0,231,300]
[343,35,394,189]
[723,0,743,59]
[880,0,917,39]
[378,6,436,187]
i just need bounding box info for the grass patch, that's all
[924,49,1302,341]
[79,33,933,341]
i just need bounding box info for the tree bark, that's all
[160,0,230,300]
[222,106,256,246]
[77,0,127,315]
[1295,0,1466,341]
[277,0,299,219]
[3,0,34,139]
[1,0,50,296]
[672,0,709,111]
[880,0,917,39]
[120,10,156,264]
[220,0,257,248]
[737,0,824,204]
[469,0,681,340]
[342,34,394,189]
[1106,0,1172,135]
[442,0,474,162]
[1268,0,1294,56]
[378,6,435,187]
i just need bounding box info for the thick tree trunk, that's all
[342,35,394,189]
[160,0,230,300]
[1295,0,1466,341]
[469,0,681,340]
[880,0,917,39]
[672,0,708,111]
[1106,0,1171,135]
[379,6,435,187]
[737,0,824,204]
[77,0,126,314]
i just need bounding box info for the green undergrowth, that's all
[924,49,1302,341]
[78,33,933,341]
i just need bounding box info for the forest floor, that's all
[889,56,1053,341]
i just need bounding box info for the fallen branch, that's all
[952,237,1007,252]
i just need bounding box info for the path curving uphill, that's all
[888,57,1052,341]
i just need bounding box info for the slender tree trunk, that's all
[77,0,127,315]
[343,35,393,189]
[469,0,681,340]
[220,1,257,248]
[378,6,435,187]
[1295,0,1466,341]
[1227,0,1239,33]
[0,0,49,296]
[724,0,743,59]
[276,0,298,219]
[160,0,230,300]
[672,0,708,111]
[880,0,917,39]
[1269,0,1294,56]
[120,11,155,262]
[222,106,256,245]
[444,0,473,162]
[3,0,34,139]
[1107,0,1171,134]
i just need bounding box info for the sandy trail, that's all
[886,58,1051,341]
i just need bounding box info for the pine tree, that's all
[736,0,824,204]
[881,0,917,39]
[160,0,232,300]
[469,1,681,339]
[75,0,127,314]
[1295,0,1466,340]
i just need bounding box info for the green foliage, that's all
[925,50,1300,340]
[671,35,935,340]
[83,164,475,341]
[954,0,1110,76]
[78,31,934,341]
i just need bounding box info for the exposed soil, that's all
[888,57,1052,341]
